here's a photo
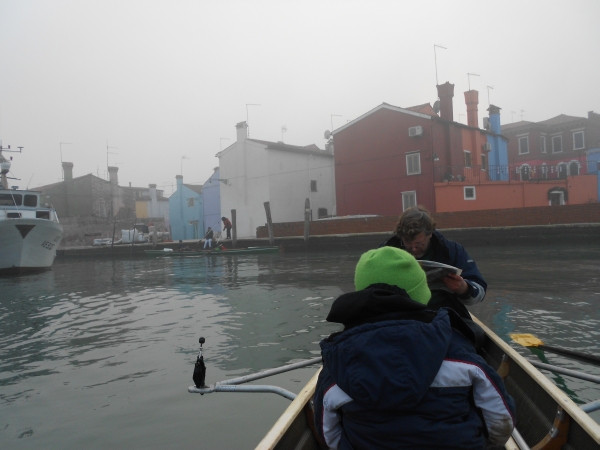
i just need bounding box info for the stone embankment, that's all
[57,223,600,258]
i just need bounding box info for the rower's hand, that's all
[443,273,469,295]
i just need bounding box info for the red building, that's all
[501,112,600,179]
[333,82,496,215]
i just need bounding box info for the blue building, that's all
[587,148,600,199]
[486,105,509,181]
[202,167,222,237]
[168,175,204,241]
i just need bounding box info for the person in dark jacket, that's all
[222,217,232,239]
[314,246,515,450]
[381,205,486,321]
[203,227,214,249]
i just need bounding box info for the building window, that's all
[464,151,472,167]
[518,136,529,154]
[318,208,328,219]
[402,191,416,211]
[569,161,579,176]
[464,186,476,200]
[481,154,488,171]
[406,152,421,175]
[540,135,547,153]
[187,198,195,207]
[541,164,548,179]
[552,135,563,153]
[573,131,585,150]
[310,180,317,192]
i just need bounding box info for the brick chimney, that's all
[236,121,248,142]
[149,183,157,217]
[62,162,74,181]
[108,166,119,186]
[487,104,502,134]
[464,90,479,128]
[436,82,454,121]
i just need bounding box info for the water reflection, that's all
[0,245,599,448]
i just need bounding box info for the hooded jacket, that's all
[314,285,515,450]
[382,230,487,319]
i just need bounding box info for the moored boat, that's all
[0,144,63,274]
[253,317,600,450]
[145,246,280,256]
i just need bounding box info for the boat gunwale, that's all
[255,369,321,450]
[473,316,600,443]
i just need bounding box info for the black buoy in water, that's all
[193,337,207,389]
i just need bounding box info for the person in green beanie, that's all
[313,247,515,450]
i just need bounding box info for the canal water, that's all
[1,243,600,449]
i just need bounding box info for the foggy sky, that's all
[1,0,598,196]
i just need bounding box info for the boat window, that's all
[7,212,22,218]
[36,211,50,219]
[24,195,38,207]
[0,193,22,206]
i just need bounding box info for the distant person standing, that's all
[222,217,232,239]
[203,227,214,249]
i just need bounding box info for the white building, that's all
[216,121,336,238]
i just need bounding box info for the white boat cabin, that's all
[0,190,60,222]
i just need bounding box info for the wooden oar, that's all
[510,333,600,365]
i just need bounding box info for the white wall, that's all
[219,140,270,238]
[219,140,335,238]
[268,150,335,222]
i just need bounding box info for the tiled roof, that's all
[247,139,332,157]
[536,114,585,126]
[184,184,203,194]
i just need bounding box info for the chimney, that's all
[62,162,74,181]
[487,104,502,134]
[176,174,183,191]
[464,90,479,128]
[149,184,157,217]
[108,166,119,185]
[436,82,454,121]
[236,121,248,142]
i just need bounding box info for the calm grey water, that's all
[1,244,600,449]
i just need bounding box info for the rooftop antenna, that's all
[106,140,118,179]
[467,73,480,91]
[281,125,287,142]
[487,86,494,106]
[331,114,342,132]
[60,142,72,180]
[433,44,447,86]
[181,155,190,176]
[220,138,230,151]
[520,109,525,121]
[246,103,261,137]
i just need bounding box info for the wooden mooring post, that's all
[231,209,237,247]
[304,198,310,242]
[264,202,275,245]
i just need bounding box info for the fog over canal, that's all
[1,244,599,448]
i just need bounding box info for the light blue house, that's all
[168,175,204,241]
[587,148,600,199]
[202,167,222,236]
[486,105,509,181]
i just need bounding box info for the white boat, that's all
[0,144,63,274]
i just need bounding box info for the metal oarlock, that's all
[188,336,321,400]
[192,337,207,389]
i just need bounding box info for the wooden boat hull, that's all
[256,316,600,450]
[145,246,280,257]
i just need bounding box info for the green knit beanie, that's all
[354,247,431,305]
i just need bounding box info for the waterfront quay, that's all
[56,223,600,258]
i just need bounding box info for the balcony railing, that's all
[433,162,598,184]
